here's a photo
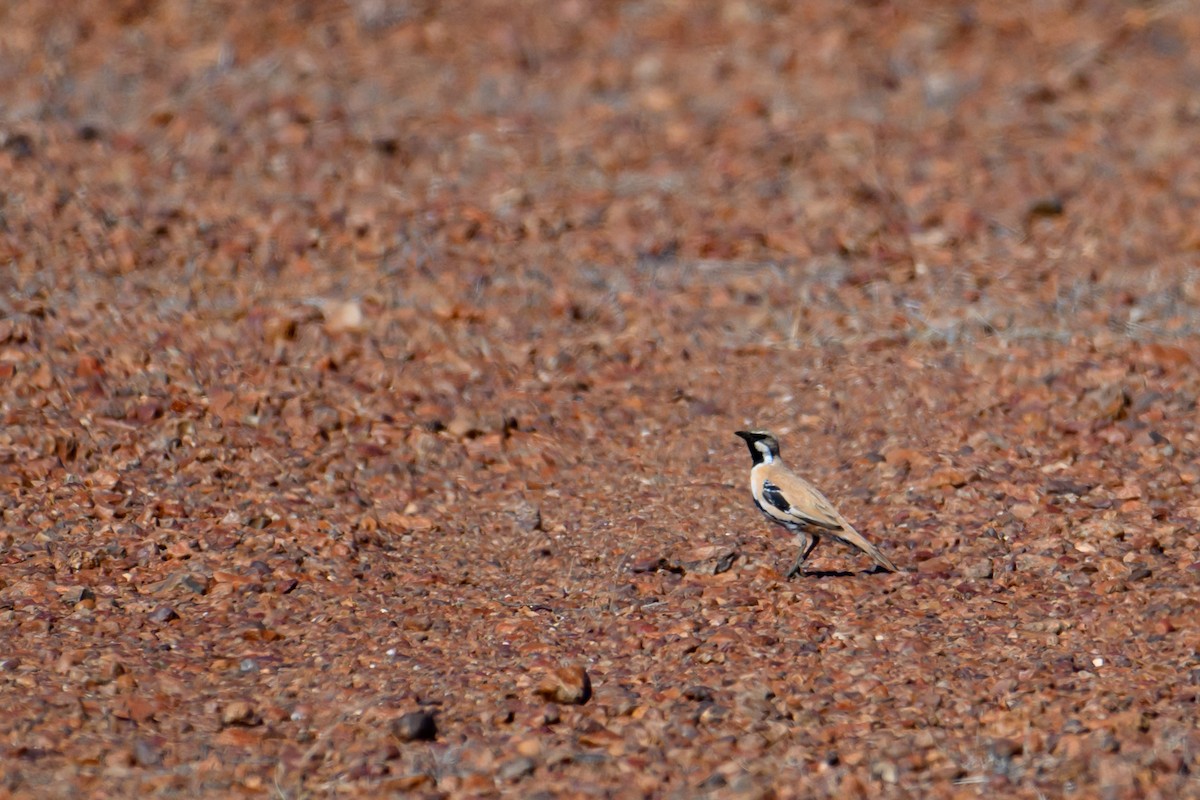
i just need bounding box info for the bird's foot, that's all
[785,563,805,580]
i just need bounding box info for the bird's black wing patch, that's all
[761,480,792,514]
[762,479,842,531]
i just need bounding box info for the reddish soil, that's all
[2,2,1199,797]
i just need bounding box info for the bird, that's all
[734,430,899,577]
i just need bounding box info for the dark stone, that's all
[3,133,34,160]
[148,605,179,623]
[713,551,737,575]
[391,710,437,742]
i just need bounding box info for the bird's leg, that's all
[802,531,820,562]
[786,531,819,579]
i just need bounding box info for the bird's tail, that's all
[837,525,900,572]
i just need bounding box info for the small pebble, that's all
[497,756,536,781]
[221,701,261,727]
[534,665,592,705]
[62,586,96,606]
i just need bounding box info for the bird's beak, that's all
[734,430,754,442]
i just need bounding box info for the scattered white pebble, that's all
[323,300,366,333]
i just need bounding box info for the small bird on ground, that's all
[735,430,899,577]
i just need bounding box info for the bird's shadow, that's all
[798,566,893,579]
[799,569,856,579]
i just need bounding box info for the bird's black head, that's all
[735,430,781,465]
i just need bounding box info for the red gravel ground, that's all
[3,2,1200,798]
